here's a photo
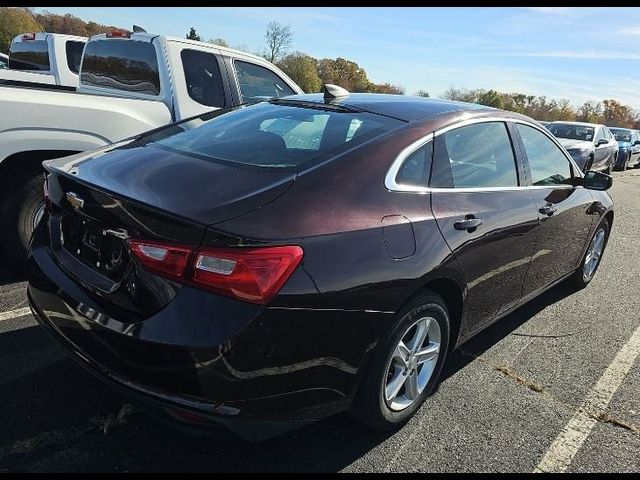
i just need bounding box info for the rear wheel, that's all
[351,291,450,431]
[0,170,46,270]
[570,220,609,289]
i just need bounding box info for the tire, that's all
[0,170,46,270]
[351,291,450,431]
[570,219,610,290]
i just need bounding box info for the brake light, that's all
[21,33,36,41]
[106,30,132,38]
[128,240,192,280]
[127,240,303,304]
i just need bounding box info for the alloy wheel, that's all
[583,228,606,282]
[384,316,441,411]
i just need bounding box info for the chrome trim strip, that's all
[385,115,584,194]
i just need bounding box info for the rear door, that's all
[430,120,540,334]
[512,122,595,297]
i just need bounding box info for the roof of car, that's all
[278,93,497,122]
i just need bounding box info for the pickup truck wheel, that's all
[0,171,46,269]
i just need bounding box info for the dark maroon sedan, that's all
[27,89,613,440]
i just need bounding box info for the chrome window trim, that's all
[385,116,584,194]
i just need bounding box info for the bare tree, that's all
[263,21,292,63]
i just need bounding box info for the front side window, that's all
[181,49,225,108]
[9,40,50,71]
[65,40,85,74]
[516,124,572,186]
[431,122,518,188]
[80,40,161,96]
[142,101,403,170]
[234,60,295,102]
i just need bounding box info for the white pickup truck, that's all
[0,32,87,88]
[0,29,302,265]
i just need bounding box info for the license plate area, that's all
[60,212,129,282]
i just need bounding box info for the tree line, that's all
[442,88,640,129]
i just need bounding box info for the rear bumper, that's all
[27,220,392,439]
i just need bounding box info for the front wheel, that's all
[0,170,46,269]
[570,220,609,289]
[351,291,450,431]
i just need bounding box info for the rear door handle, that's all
[539,204,557,216]
[454,216,483,231]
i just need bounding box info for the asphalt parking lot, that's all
[1,169,639,472]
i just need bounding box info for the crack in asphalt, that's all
[458,348,640,437]
[0,404,136,469]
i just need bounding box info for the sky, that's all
[33,6,640,109]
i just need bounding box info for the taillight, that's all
[21,33,36,41]
[191,246,303,303]
[127,240,303,304]
[106,30,132,38]
[128,240,192,280]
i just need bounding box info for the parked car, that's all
[547,121,617,173]
[0,53,8,69]
[0,29,302,267]
[609,127,640,170]
[27,91,614,440]
[1,32,86,88]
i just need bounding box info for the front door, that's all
[512,123,596,297]
[430,121,540,334]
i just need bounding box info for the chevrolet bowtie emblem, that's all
[66,192,85,210]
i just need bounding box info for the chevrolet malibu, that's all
[28,90,614,440]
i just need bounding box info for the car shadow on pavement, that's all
[0,281,576,472]
[0,250,26,286]
[0,326,393,472]
[440,280,576,383]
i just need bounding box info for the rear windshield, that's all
[80,39,160,96]
[142,101,404,170]
[9,40,50,71]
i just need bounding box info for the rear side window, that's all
[516,124,572,186]
[9,40,50,71]
[65,40,85,74]
[431,122,518,188]
[234,60,295,102]
[80,40,161,96]
[145,101,404,170]
[395,144,432,187]
[181,49,225,108]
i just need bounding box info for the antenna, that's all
[132,25,147,33]
[323,84,350,102]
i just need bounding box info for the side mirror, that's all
[633,140,640,146]
[583,170,612,191]
[596,138,609,146]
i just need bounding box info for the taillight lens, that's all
[191,246,303,303]
[127,240,303,304]
[128,240,192,280]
